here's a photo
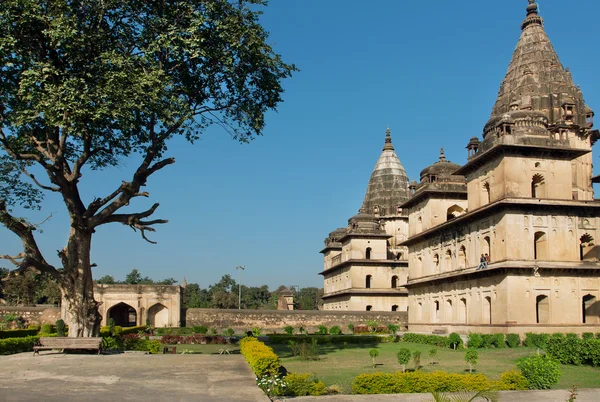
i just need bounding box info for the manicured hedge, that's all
[240,337,280,377]
[545,333,600,367]
[352,371,514,394]
[99,325,147,337]
[400,333,450,348]
[267,334,386,345]
[0,336,40,355]
[0,329,39,339]
[524,333,549,349]
[160,334,227,345]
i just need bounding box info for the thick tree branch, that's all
[0,200,60,279]
[20,167,61,192]
[98,203,168,244]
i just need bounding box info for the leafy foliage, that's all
[465,349,479,373]
[499,370,529,390]
[284,373,326,396]
[329,325,342,335]
[523,333,549,349]
[517,354,561,389]
[369,348,380,367]
[240,337,280,377]
[396,348,411,372]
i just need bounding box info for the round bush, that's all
[500,370,529,390]
[517,354,561,390]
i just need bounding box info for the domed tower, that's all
[404,1,600,335]
[320,128,410,312]
[402,148,467,236]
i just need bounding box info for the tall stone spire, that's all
[360,128,410,216]
[484,0,592,136]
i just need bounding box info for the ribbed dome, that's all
[360,128,410,216]
[419,148,462,181]
[484,0,592,137]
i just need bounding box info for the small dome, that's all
[419,148,462,181]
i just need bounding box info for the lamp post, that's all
[235,265,246,309]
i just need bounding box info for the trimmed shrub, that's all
[27,324,41,332]
[500,370,529,390]
[56,320,66,337]
[524,333,549,349]
[582,332,594,340]
[160,334,227,345]
[347,323,354,333]
[284,373,326,396]
[448,333,463,349]
[465,349,479,373]
[354,325,387,334]
[387,323,399,334]
[517,354,561,390]
[467,333,483,348]
[0,329,39,339]
[102,336,123,350]
[193,326,208,334]
[0,336,40,354]
[40,324,54,334]
[400,333,450,348]
[266,334,382,345]
[329,325,342,335]
[506,333,521,348]
[240,337,280,377]
[121,326,147,335]
[283,325,294,335]
[224,328,235,336]
[352,371,503,394]
[396,348,411,372]
[317,325,328,335]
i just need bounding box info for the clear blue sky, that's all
[2,1,600,289]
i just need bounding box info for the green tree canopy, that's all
[0,0,295,336]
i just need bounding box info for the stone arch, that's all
[531,173,545,198]
[444,249,452,271]
[107,302,137,327]
[447,205,465,221]
[433,300,440,323]
[582,294,599,324]
[366,305,372,311]
[482,182,491,204]
[365,247,372,260]
[458,245,467,269]
[459,298,467,324]
[483,296,492,324]
[580,233,595,261]
[365,275,372,289]
[536,295,550,324]
[391,305,398,312]
[534,231,547,260]
[433,253,440,273]
[391,275,399,288]
[417,302,423,321]
[416,216,423,233]
[445,299,453,322]
[482,236,491,261]
[148,303,169,328]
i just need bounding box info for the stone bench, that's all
[33,337,103,356]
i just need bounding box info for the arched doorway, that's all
[536,295,549,324]
[447,205,465,221]
[580,234,595,261]
[365,275,372,289]
[391,275,398,288]
[534,231,547,260]
[365,247,372,260]
[531,174,545,198]
[148,303,169,328]
[582,294,598,324]
[458,245,467,269]
[483,297,492,324]
[446,299,453,322]
[483,182,491,204]
[108,302,137,327]
[459,298,467,324]
[391,305,398,312]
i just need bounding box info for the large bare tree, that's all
[0,0,295,336]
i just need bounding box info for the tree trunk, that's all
[60,229,101,337]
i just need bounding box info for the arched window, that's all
[416,216,423,233]
[531,174,545,198]
[582,294,598,324]
[444,249,452,271]
[482,236,491,262]
[459,298,467,324]
[446,299,453,322]
[391,275,398,288]
[483,182,491,204]
[107,302,137,327]
[433,254,440,273]
[391,305,398,312]
[580,234,595,261]
[483,296,492,324]
[366,305,372,311]
[417,302,423,321]
[433,300,440,323]
[536,295,550,324]
[416,256,423,277]
[534,231,547,260]
[458,245,467,269]
[365,247,372,260]
[447,205,465,221]
[365,275,372,289]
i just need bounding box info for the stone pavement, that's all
[290,389,600,402]
[0,352,269,402]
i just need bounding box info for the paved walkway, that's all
[0,352,269,402]
[291,388,600,402]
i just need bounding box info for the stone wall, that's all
[0,306,61,325]
[184,308,407,332]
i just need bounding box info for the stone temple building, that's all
[320,129,411,311]
[320,1,600,334]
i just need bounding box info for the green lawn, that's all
[271,341,600,394]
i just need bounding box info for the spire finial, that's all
[522,0,542,30]
[383,127,394,151]
[439,148,446,162]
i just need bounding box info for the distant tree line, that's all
[0,267,323,311]
[0,267,61,306]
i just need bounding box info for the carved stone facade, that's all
[85,284,182,328]
[320,129,410,311]
[403,1,600,335]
